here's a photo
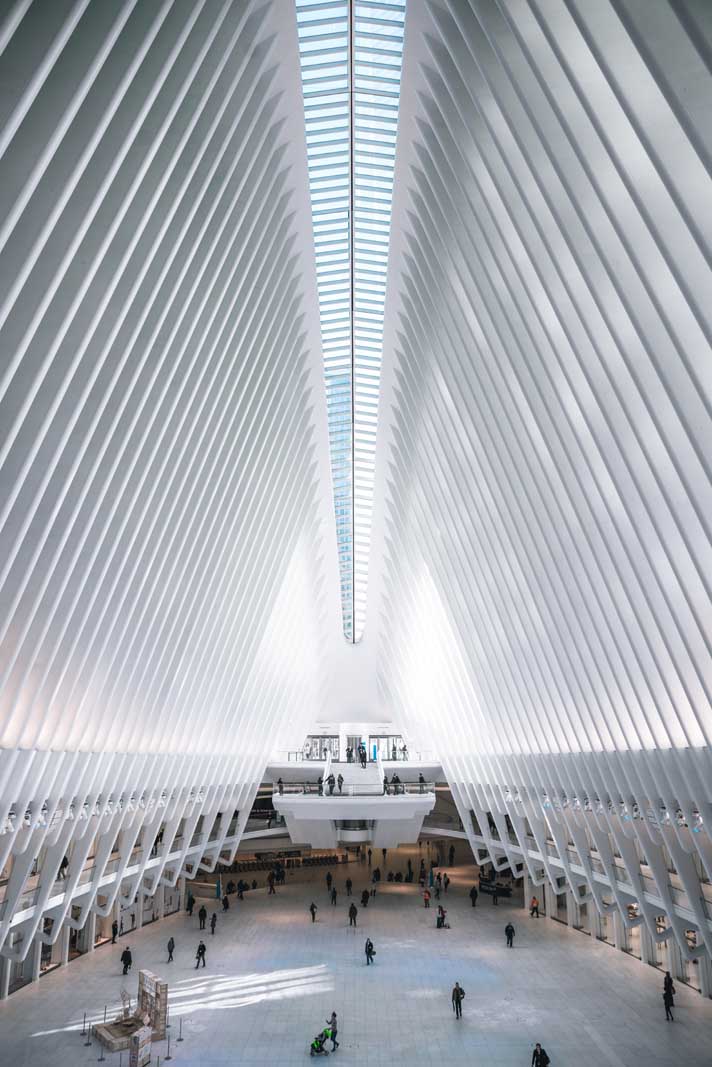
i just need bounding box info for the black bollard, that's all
[177,1017,184,1043]
[165,1030,173,1062]
[80,1011,87,1037]
[97,1040,106,1062]
[84,1024,92,1048]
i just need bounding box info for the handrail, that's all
[273,781,436,798]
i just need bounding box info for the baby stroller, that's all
[310,1031,330,1056]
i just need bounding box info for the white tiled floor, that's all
[1,845,711,1066]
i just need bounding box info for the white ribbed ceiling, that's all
[1,0,712,977]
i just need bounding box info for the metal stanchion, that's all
[98,1039,106,1062]
[165,1030,173,1062]
[103,1006,107,1023]
[81,1011,87,1036]
[84,1024,93,1047]
[176,1017,184,1043]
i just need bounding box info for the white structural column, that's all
[0,0,340,968]
[369,0,712,971]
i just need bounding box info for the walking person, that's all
[451,981,465,1019]
[419,772,426,793]
[423,889,431,908]
[327,773,336,795]
[167,936,175,962]
[367,848,372,866]
[532,1043,550,1066]
[331,886,337,905]
[365,937,375,965]
[361,889,370,908]
[325,1012,339,1050]
[277,777,284,795]
[210,913,217,935]
[187,894,195,917]
[195,940,206,968]
[663,971,676,1021]
[337,773,344,794]
[326,871,333,892]
[469,885,478,908]
[383,774,390,795]
[346,877,353,896]
[443,873,450,894]
[449,844,455,866]
[492,884,499,905]
[310,902,318,923]
[505,922,515,947]
[349,902,358,927]
[222,894,230,911]
[530,895,540,918]
[268,871,276,895]
[198,904,207,930]
[111,919,118,944]
[121,946,132,975]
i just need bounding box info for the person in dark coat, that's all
[167,936,175,962]
[337,774,344,794]
[451,981,465,1019]
[111,919,118,943]
[492,883,499,905]
[309,902,318,923]
[469,885,478,907]
[349,902,358,927]
[505,922,515,947]
[198,904,207,930]
[195,940,206,968]
[222,893,229,911]
[331,887,337,905]
[361,889,369,907]
[346,877,353,896]
[120,947,132,975]
[663,972,676,1020]
[326,871,333,892]
[531,1044,550,1066]
[210,913,217,935]
[365,937,375,965]
[327,773,336,795]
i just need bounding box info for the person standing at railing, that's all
[337,773,344,794]
[419,773,426,794]
[383,775,390,795]
[277,778,284,795]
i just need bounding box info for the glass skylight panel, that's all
[296,0,405,642]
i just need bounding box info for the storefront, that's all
[368,735,405,761]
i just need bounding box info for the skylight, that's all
[296,0,406,643]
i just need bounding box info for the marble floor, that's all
[1,844,711,1066]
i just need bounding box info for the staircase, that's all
[335,760,382,797]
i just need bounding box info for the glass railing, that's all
[273,780,435,798]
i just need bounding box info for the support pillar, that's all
[60,923,70,967]
[522,869,529,912]
[0,954,11,999]
[639,924,653,965]
[157,884,165,920]
[136,890,144,930]
[179,876,187,911]
[613,911,625,952]
[698,952,712,999]
[565,889,577,928]
[30,935,42,982]
[85,911,97,954]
